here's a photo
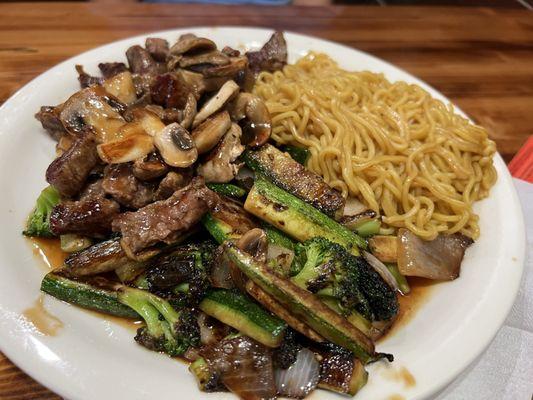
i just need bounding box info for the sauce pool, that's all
[27,237,68,270]
[22,294,63,336]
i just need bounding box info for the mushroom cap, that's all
[170,35,217,56]
[97,134,154,164]
[154,122,198,168]
[192,111,232,154]
[192,80,240,128]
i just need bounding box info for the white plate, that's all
[0,27,526,400]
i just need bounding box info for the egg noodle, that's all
[254,53,497,240]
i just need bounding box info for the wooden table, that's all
[0,3,531,398]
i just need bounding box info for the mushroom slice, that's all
[130,108,166,136]
[59,86,126,143]
[179,50,230,69]
[197,123,244,183]
[228,92,272,147]
[154,123,198,168]
[192,111,231,154]
[103,71,137,105]
[201,56,248,78]
[170,35,217,56]
[192,80,240,128]
[97,134,154,164]
[180,93,197,130]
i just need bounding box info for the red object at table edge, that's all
[508,136,533,184]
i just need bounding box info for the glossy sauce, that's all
[27,237,67,270]
[22,294,63,336]
[381,366,416,388]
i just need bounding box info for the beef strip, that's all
[150,73,191,109]
[112,177,218,255]
[246,31,287,74]
[35,106,66,141]
[79,179,106,200]
[75,65,103,88]
[154,171,191,200]
[145,38,169,62]
[126,45,162,75]
[45,130,99,197]
[102,163,154,209]
[98,62,128,79]
[50,196,120,237]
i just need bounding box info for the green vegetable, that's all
[386,263,411,295]
[41,272,139,318]
[23,186,60,237]
[262,222,296,251]
[355,219,381,237]
[223,242,379,363]
[190,358,218,392]
[60,234,92,253]
[244,178,366,255]
[118,287,199,357]
[318,357,368,396]
[199,288,286,348]
[280,144,310,165]
[243,144,344,216]
[201,212,237,244]
[206,182,247,199]
[292,237,399,322]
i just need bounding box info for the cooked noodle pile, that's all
[254,53,497,240]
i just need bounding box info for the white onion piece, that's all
[363,250,399,292]
[275,348,320,399]
[267,244,295,268]
[343,196,368,216]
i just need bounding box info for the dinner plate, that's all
[0,27,525,400]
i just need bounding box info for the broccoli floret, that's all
[292,237,398,322]
[23,186,60,237]
[145,241,216,306]
[118,287,199,356]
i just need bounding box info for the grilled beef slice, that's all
[102,163,154,209]
[246,31,287,74]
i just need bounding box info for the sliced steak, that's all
[112,177,218,255]
[98,62,128,79]
[102,163,154,209]
[45,130,99,197]
[154,171,191,200]
[150,72,191,109]
[132,152,169,181]
[35,106,66,141]
[145,38,169,62]
[79,179,106,200]
[75,65,103,88]
[246,31,287,74]
[126,45,162,76]
[50,197,120,237]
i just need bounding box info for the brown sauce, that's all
[382,366,416,388]
[27,237,67,270]
[382,277,437,340]
[22,294,63,336]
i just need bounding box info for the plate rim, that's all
[0,26,526,400]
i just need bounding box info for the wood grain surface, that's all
[0,3,531,399]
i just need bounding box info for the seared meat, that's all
[132,152,169,181]
[79,179,106,200]
[126,45,162,76]
[150,73,191,110]
[154,171,191,201]
[50,196,120,237]
[98,62,128,79]
[145,38,169,62]
[102,163,154,209]
[246,31,287,74]
[144,104,182,124]
[222,46,240,57]
[35,106,66,141]
[75,65,103,88]
[46,130,99,197]
[112,177,218,255]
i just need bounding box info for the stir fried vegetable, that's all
[23,186,60,237]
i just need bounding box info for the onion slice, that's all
[275,348,320,399]
[362,250,399,292]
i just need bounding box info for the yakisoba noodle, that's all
[254,52,497,240]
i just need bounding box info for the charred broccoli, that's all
[23,186,60,237]
[144,241,216,306]
[117,287,199,356]
[292,237,398,322]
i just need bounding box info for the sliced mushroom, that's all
[176,69,207,100]
[180,93,197,130]
[130,108,166,136]
[97,134,154,164]
[237,228,268,261]
[180,50,230,69]
[192,80,240,128]
[103,71,137,105]
[133,153,169,181]
[192,111,231,154]
[200,56,248,78]
[154,123,198,167]
[228,92,271,147]
[170,35,216,56]
[197,123,244,183]
[59,86,126,143]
